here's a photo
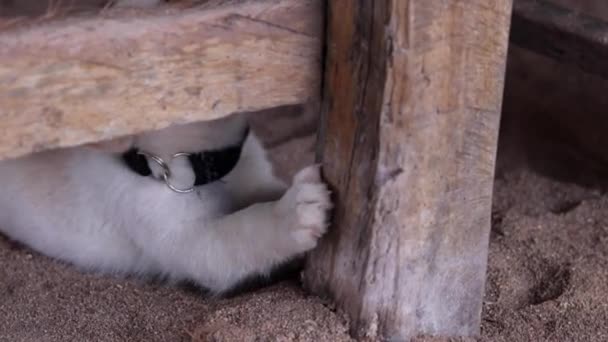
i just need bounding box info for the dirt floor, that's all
[1,101,607,341]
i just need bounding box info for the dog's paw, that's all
[277,165,332,252]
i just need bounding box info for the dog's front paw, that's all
[277,165,332,252]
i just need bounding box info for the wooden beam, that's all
[511,0,608,79]
[304,1,512,340]
[0,0,321,160]
[547,0,608,21]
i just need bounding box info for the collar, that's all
[122,126,249,192]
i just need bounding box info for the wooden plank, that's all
[511,0,608,79]
[304,0,512,340]
[547,0,608,22]
[0,0,322,160]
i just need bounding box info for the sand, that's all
[1,105,607,342]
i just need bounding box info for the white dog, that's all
[0,114,331,293]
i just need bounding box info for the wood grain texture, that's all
[511,0,608,79]
[0,0,322,160]
[304,0,512,340]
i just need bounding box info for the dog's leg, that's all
[135,165,331,293]
[222,133,289,210]
[205,165,330,292]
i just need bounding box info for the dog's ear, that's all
[86,136,134,153]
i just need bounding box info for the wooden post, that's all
[304,1,513,340]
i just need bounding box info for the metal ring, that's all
[172,152,193,159]
[165,152,195,193]
[136,151,195,194]
[161,172,195,194]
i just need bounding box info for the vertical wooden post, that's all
[304,1,513,340]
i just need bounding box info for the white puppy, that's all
[0,114,331,293]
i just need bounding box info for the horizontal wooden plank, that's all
[547,0,608,22]
[0,0,322,160]
[511,0,608,79]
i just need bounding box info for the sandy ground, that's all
[1,104,608,341]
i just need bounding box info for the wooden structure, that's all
[18,0,608,339]
[511,0,608,79]
[0,0,321,160]
[502,0,608,188]
[303,1,512,340]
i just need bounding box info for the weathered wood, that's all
[511,0,608,79]
[0,0,321,160]
[547,0,608,21]
[304,1,512,340]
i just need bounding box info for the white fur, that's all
[0,114,331,293]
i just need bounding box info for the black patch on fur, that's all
[178,257,305,298]
[122,148,152,176]
[223,257,304,298]
[189,126,249,186]
[121,126,249,186]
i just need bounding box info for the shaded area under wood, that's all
[511,0,608,80]
[498,45,608,189]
